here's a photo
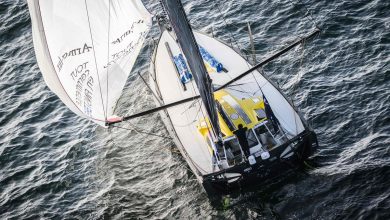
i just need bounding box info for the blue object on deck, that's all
[173,45,224,84]
[173,54,193,84]
[198,45,224,72]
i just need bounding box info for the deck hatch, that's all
[222,95,252,124]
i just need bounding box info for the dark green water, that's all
[0,0,389,219]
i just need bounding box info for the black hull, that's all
[202,130,318,195]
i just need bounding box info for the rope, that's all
[172,99,202,128]
[291,38,306,134]
[180,98,200,115]
[250,69,265,95]
[111,122,173,140]
[107,122,198,179]
[105,0,111,118]
[289,1,321,129]
[223,86,254,95]
[214,2,247,58]
[288,0,319,29]
[288,0,322,130]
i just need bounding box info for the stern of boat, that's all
[202,130,318,195]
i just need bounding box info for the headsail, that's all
[27,0,152,126]
[160,0,221,139]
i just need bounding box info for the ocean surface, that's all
[1,0,389,219]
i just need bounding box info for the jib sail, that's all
[27,0,152,126]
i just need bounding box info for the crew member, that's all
[233,124,250,158]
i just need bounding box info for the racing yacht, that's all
[27,0,318,194]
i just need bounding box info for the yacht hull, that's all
[150,29,318,195]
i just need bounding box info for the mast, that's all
[160,0,221,140]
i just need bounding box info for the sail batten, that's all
[28,0,152,126]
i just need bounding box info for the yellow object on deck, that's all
[197,89,267,140]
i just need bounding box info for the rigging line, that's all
[250,68,266,96]
[152,86,211,175]
[251,81,269,96]
[173,119,197,127]
[292,39,307,99]
[254,64,299,138]
[105,0,111,119]
[142,29,157,65]
[180,98,200,115]
[214,2,246,56]
[112,123,173,140]
[174,97,203,127]
[242,67,269,128]
[223,86,254,95]
[214,82,250,88]
[188,76,216,141]
[288,0,319,28]
[224,62,251,92]
[212,3,255,68]
[291,39,307,134]
[186,58,218,142]
[108,129,182,166]
[147,38,157,64]
[84,0,107,119]
[137,71,162,105]
[155,95,212,173]
[192,99,204,122]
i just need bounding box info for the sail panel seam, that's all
[84,0,108,120]
[105,0,111,118]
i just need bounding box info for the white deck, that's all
[150,30,305,175]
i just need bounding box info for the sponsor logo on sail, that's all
[111,20,144,45]
[57,43,92,72]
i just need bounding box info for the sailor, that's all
[233,124,250,158]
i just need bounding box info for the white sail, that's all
[27,0,152,126]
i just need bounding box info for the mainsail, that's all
[160,0,222,139]
[27,0,152,126]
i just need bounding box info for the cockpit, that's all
[214,119,289,169]
[199,89,291,170]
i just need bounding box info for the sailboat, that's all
[27,0,318,194]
